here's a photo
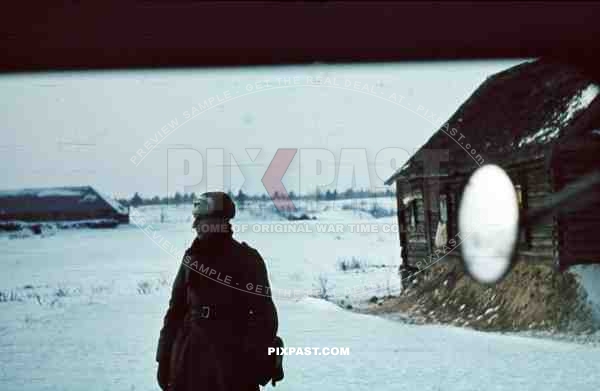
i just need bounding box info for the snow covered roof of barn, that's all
[385,59,600,184]
[0,186,128,217]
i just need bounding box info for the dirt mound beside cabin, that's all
[365,257,596,333]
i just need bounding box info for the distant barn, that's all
[385,59,600,272]
[0,186,129,226]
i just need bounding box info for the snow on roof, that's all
[518,83,600,147]
[0,186,128,216]
[385,60,600,184]
[0,187,87,198]
[37,189,84,197]
[96,191,128,214]
[80,193,99,203]
[567,84,600,120]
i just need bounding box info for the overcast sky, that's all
[1,60,525,198]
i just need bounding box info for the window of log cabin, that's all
[514,183,529,247]
[439,193,450,243]
[515,184,523,207]
[439,194,448,224]
[409,201,417,230]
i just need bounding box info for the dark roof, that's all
[386,59,600,184]
[0,186,128,217]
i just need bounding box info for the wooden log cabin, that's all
[385,59,600,272]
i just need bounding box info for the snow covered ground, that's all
[1,199,599,390]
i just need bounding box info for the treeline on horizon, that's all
[119,188,396,208]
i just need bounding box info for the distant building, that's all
[385,59,600,271]
[0,186,129,226]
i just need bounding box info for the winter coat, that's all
[156,233,278,391]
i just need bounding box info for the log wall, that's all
[553,137,600,267]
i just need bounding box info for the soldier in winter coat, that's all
[156,192,279,391]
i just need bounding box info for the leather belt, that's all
[188,304,246,321]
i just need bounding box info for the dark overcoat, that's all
[156,234,278,391]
